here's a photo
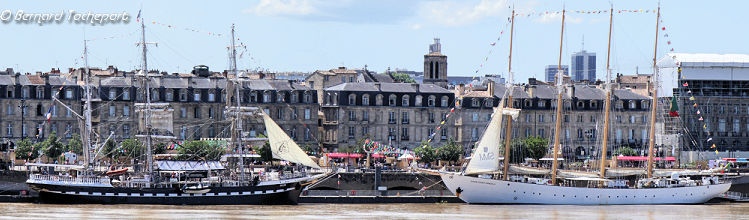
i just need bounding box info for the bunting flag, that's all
[683,82,689,87]
[668,96,679,117]
[715,150,719,155]
[698,117,703,121]
[693,103,698,108]
[707,137,712,142]
[151,21,224,37]
[711,144,716,148]
[696,110,701,115]
[689,96,695,101]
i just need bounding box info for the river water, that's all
[0,202,746,219]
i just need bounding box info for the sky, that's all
[0,0,746,82]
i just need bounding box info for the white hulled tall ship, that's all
[440,5,730,205]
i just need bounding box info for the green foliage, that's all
[614,146,638,156]
[301,144,319,156]
[153,142,167,155]
[438,139,464,163]
[414,141,438,164]
[102,139,120,160]
[389,72,415,83]
[177,140,225,161]
[523,137,549,161]
[41,132,64,160]
[121,138,145,159]
[15,138,39,161]
[254,142,273,162]
[66,134,83,155]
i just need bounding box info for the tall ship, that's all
[26,20,326,205]
[440,5,731,204]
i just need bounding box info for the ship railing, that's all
[29,174,110,186]
[722,191,749,201]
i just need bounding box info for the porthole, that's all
[586,196,588,198]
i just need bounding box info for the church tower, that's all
[423,38,448,88]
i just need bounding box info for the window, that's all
[349,94,356,105]
[22,87,29,98]
[719,118,726,132]
[109,105,116,117]
[109,90,116,100]
[151,90,158,101]
[166,90,173,101]
[362,111,369,121]
[525,128,532,137]
[290,108,297,120]
[630,115,636,124]
[304,93,311,103]
[538,115,545,123]
[537,129,545,137]
[486,99,493,107]
[6,123,12,136]
[66,109,72,118]
[36,104,43,116]
[472,99,480,107]
[538,101,546,108]
[304,109,311,120]
[564,115,569,122]
[263,92,271,103]
[179,90,187,102]
[194,107,201,119]
[180,126,187,140]
[348,111,356,121]
[123,106,129,117]
[441,96,448,107]
[472,113,479,122]
[22,106,28,116]
[362,94,369,106]
[389,95,397,106]
[525,114,531,122]
[6,87,13,98]
[51,105,57,117]
[65,89,73,99]
[291,92,298,103]
[180,107,187,118]
[389,112,396,124]
[471,128,478,141]
[21,123,26,137]
[277,92,285,103]
[616,116,622,123]
[348,127,355,138]
[376,94,383,106]
[402,95,409,106]
[6,105,12,115]
[629,101,636,109]
[65,124,72,138]
[428,112,435,123]
[123,125,130,138]
[590,115,596,123]
[577,128,584,139]
[277,108,283,120]
[362,126,369,136]
[208,93,215,102]
[194,91,201,102]
[402,112,409,124]
[734,119,740,133]
[616,129,622,142]
[441,128,447,140]
[415,95,422,106]
[486,113,491,121]
[122,89,130,100]
[304,128,310,141]
[401,127,409,140]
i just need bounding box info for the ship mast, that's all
[551,8,566,186]
[647,4,661,179]
[599,4,614,180]
[502,7,515,181]
[83,40,93,171]
[229,24,247,183]
[137,17,157,182]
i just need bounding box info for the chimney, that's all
[457,84,465,96]
[567,85,575,98]
[527,85,535,98]
[411,83,420,92]
[487,80,495,96]
[375,83,381,91]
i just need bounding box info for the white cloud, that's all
[417,0,510,27]
[410,24,422,30]
[242,0,318,16]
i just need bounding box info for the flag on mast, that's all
[136,9,141,23]
[668,96,679,117]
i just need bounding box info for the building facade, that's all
[545,65,569,83]
[423,38,448,88]
[571,50,596,82]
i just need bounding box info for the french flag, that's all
[45,105,53,122]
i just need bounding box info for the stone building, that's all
[423,38,448,88]
[319,82,454,151]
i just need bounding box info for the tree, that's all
[301,144,318,156]
[254,141,273,162]
[438,139,464,164]
[389,72,416,83]
[177,140,225,161]
[153,142,167,155]
[414,141,437,164]
[615,146,638,156]
[41,132,64,162]
[102,139,120,160]
[121,138,145,159]
[66,134,83,155]
[524,137,549,161]
[15,138,39,161]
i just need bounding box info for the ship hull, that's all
[441,173,731,205]
[29,182,303,205]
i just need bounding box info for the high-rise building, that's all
[545,65,569,83]
[571,50,596,82]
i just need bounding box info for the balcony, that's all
[322,120,338,125]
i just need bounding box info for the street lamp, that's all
[18,99,26,138]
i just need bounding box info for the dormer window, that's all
[193,91,201,102]
[36,88,44,99]
[441,96,448,107]
[402,95,409,107]
[122,89,130,100]
[109,89,116,100]
[263,91,271,103]
[362,94,370,106]
[485,99,493,107]
[428,96,436,107]
[472,99,480,107]
[389,94,397,106]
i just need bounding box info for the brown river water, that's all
[0,202,746,219]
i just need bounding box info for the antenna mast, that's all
[83,40,93,171]
[599,4,614,180]
[137,16,158,183]
[229,24,247,184]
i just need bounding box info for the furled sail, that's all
[262,113,321,169]
[464,103,505,174]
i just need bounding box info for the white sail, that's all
[464,103,505,174]
[262,114,321,169]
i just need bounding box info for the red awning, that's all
[617,156,676,162]
[326,153,348,158]
[371,154,385,158]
